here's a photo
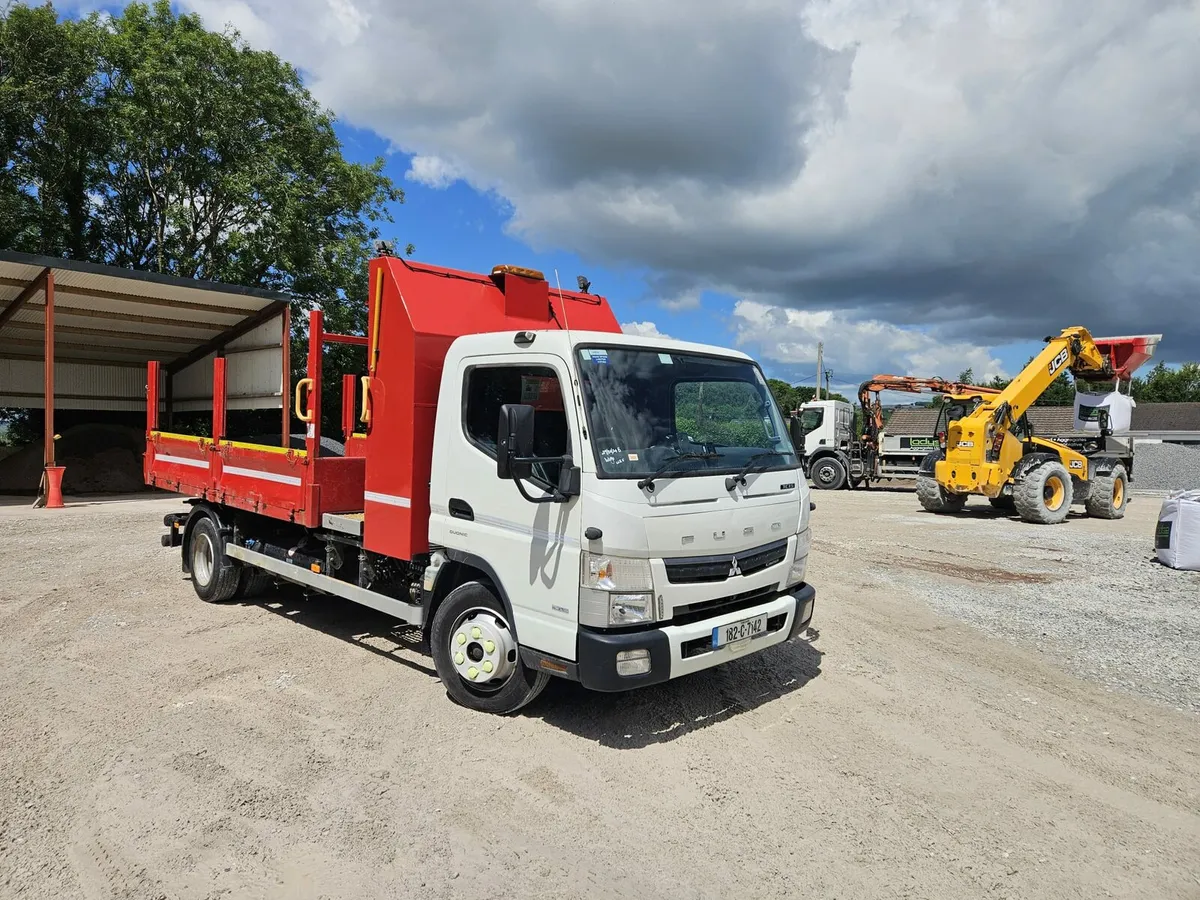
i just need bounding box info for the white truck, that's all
[791,398,935,489]
[149,254,818,714]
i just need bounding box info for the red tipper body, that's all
[144,256,621,559]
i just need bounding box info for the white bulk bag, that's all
[1156,490,1200,572]
[1074,388,1135,433]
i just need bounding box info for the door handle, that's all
[448,498,474,521]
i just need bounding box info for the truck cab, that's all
[427,331,815,705]
[792,399,856,489]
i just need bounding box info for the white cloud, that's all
[176,0,1200,359]
[404,155,463,189]
[731,299,1006,382]
[621,321,673,340]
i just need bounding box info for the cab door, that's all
[430,352,583,661]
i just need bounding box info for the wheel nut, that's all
[484,640,496,654]
[456,633,466,645]
[467,666,479,680]
[482,661,493,674]
[454,652,464,665]
[470,626,482,639]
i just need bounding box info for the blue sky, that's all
[56,0,1194,395]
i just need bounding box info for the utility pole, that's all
[824,369,832,397]
[815,342,823,400]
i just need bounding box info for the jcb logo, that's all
[1069,459,1083,470]
[1048,348,1069,376]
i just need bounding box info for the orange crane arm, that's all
[857,375,1002,440]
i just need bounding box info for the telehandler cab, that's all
[915,328,1161,525]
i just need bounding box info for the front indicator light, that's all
[616,649,651,676]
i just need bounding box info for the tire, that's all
[430,582,549,715]
[1013,460,1073,525]
[810,457,847,490]
[188,515,242,602]
[1085,463,1128,520]
[234,566,275,600]
[916,475,967,513]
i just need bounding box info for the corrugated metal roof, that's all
[0,250,288,411]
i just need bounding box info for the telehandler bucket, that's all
[1089,334,1162,380]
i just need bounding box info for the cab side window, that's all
[463,364,569,484]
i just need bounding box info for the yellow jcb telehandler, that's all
[915,327,1161,525]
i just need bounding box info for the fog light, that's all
[801,597,814,624]
[616,648,651,677]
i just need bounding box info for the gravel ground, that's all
[1134,441,1200,492]
[1,490,1198,900]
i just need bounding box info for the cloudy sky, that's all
[79,0,1200,394]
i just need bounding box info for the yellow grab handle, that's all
[295,377,315,423]
[359,376,371,425]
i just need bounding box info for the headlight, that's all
[579,553,655,627]
[785,530,810,587]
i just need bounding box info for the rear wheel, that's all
[1013,461,1073,524]
[916,475,967,513]
[430,582,549,715]
[810,457,847,490]
[1085,463,1128,520]
[234,566,275,600]
[188,515,241,602]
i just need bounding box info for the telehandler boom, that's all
[916,327,1161,525]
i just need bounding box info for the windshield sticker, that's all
[520,377,542,402]
[599,447,626,466]
[627,452,639,461]
[591,350,609,364]
[658,353,673,364]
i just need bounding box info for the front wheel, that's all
[430,582,549,714]
[1013,460,1073,524]
[810,456,847,490]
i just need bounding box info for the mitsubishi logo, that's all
[728,556,742,577]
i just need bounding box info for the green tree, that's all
[1,0,410,440]
[1131,362,1200,402]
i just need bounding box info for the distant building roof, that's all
[882,402,1200,439]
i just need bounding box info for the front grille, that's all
[671,585,776,627]
[663,539,788,585]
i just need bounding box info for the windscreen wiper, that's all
[725,451,790,491]
[637,452,721,491]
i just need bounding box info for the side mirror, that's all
[788,416,806,455]
[497,403,535,480]
[557,460,581,497]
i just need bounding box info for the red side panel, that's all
[361,257,621,560]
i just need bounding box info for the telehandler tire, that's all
[916,475,967,513]
[1085,463,1128,520]
[1013,460,1073,525]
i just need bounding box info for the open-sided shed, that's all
[0,250,290,496]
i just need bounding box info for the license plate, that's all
[712,613,768,648]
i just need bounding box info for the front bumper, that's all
[572,583,816,692]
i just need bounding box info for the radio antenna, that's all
[554,268,573,336]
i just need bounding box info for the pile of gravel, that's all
[1133,441,1200,492]
[0,424,145,495]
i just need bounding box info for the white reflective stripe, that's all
[155,453,209,469]
[364,490,411,508]
[457,509,578,547]
[223,465,302,486]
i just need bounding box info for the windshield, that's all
[798,408,824,435]
[576,345,797,478]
